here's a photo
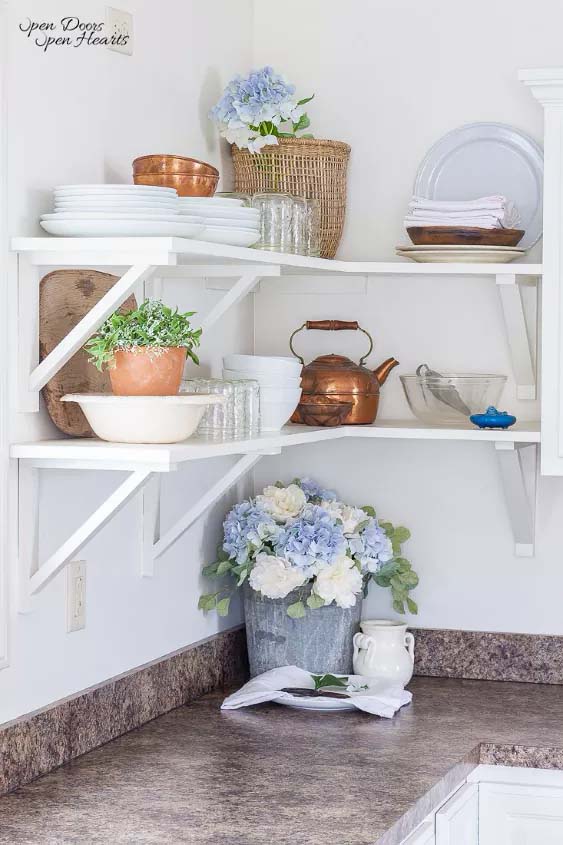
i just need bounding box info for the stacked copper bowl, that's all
[132,154,219,197]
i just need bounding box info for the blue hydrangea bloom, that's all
[275,505,346,570]
[223,501,279,565]
[299,478,337,503]
[210,66,296,129]
[348,519,393,573]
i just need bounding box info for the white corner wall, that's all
[0,0,253,724]
[252,0,563,634]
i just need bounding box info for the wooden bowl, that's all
[133,154,219,177]
[133,172,219,197]
[407,226,525,247]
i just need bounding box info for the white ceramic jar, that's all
[352,619,415,686]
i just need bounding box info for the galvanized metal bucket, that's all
[243,583,362,677]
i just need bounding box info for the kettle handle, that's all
[289,320,374,366]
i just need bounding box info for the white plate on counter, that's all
[177,196,244,207]
[41,218,206,237]
[273,692,356,712]
[414,122,543,250]
[55,198,178,208]
[199,226,260,246]
[396,245,525,263]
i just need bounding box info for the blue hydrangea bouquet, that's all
[209,65,314,152]
[199,479,418,619]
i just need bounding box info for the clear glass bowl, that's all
[400,373,507,425]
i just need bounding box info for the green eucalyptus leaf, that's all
[297,94,315,106]
[216,597,231,617]
[216,560,232,576]
[361,505,376,517]
[202,562,220,578]
[306,592,326,609]
[393,527,411,544]
[312,673,347,690]
[393,598,406,615]
[286,600,306,619]
[406,597,419,614]
[198,593,217,611]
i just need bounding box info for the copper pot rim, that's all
[133,173,219,183]
[133,154,219,177]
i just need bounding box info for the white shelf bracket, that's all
[16,461,153,609]
[152,452,264,563]
[494,441,538,557]
[495,273,538,400]
[18,261,157,412]
[197,267,280,333]
[140,475,161,577]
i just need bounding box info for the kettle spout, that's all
[373,357,400,386]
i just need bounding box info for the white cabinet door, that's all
[401,820,435,844]
[480,782,563,844]
[435,783,478,845]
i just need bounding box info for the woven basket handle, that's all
[289,320,373,365]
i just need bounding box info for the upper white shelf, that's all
[10,420,541,473]
[11,237,543,276]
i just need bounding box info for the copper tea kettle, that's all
[289,320,399,425]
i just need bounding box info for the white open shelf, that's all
[12,235,543,275]
[10,420,541,471]
[10,236,542,611]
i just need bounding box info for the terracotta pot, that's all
[109,347,186,396]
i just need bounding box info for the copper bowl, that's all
[133,172,219,197]
[407,226,525,247]
[133,154,219,177]
[295,401,353,427]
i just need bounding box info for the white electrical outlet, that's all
[105,7,133,55]
[67,561,86,632]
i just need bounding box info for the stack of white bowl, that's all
[223,354,303,432]
[41,184,206,238]
[177,197,260,247]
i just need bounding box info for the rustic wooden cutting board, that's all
[40,269,137,437]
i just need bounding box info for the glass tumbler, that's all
[305,198,321,257]
[215,192,252,207]
[252,193,293,251]
[290,197,309,255]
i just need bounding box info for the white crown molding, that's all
[519,67,563,105]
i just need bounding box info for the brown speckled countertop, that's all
[2,676,563,845]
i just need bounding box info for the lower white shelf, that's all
[10,420,541,472]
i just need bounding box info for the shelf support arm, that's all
[495,441,538,557]
[198,269,278,333]
[152,453,264,562]
[23,263,156,398]
[495,273,538,400]
[18,465,154,606]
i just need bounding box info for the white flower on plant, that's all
[249,553,307,599]
[321,500,367,535]
[312,554,363,609]
[249,133,278,153]
[257,484,306,523]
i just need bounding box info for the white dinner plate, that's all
[396,245,525,263]
[55,184,177,195]
[179,207,259,222]
[42,212,203,223]
[40,218,206,237]
[177,197,244,207]
[199,216,259,230]
[414,122,543,250]
[55,197,178,209]
[272,693,356,712]
[199,226,260,246]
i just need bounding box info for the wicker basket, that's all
[232,137,351,259]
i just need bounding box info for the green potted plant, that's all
[84,299,201,395]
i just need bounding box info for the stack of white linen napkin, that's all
[404,195,521,230]
[221,665,412,717]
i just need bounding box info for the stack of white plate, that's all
[396,244,526,264]
[177,197,260,247]
[40,185,205,238]
[223,354,303,431]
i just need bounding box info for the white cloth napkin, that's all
[222,665,412,717]
[405,195,521,229]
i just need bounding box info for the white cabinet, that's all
[436,783,479,845]
[401,820,435,844]
[479,782,563,844]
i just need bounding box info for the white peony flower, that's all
[249,553,307,599]
[257,484,306,523]
[320,500,367,535]
[313,554,363,608]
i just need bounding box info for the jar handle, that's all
[289,320,374,366]
[404,631,415,664]
[353,632,373,659]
